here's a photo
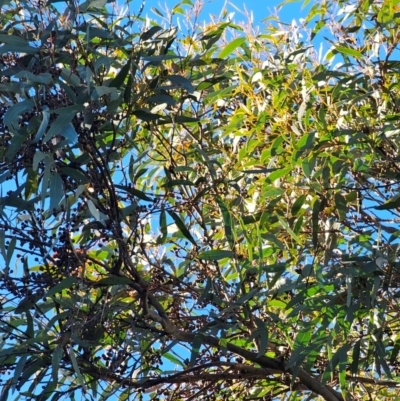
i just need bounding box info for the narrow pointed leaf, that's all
[167,210,197,246]
[218,37,246,58]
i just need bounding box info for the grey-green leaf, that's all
[167,75,194,93]
[4,100,35,134]
[49,173,64,211]
[51,346,63,383]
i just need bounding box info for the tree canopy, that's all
[1,0,400,400]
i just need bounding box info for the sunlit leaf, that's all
[376,193,400,210]
[334,46,363,59]
[218,37,246,58]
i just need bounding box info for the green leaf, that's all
[167,75,194,93]
[216,197,234,249]
[59,167,90,185]
[51,346,63,384]
[43,111,76,143]
[32,151,47,172]
[157,208,168,245]
[375,193,400,210]
[68,348,86,390]
[338,344,349,391]
[198,278,212,304]
[302,156,316,177]
[242,212,263,225]
[124,73,133,103]
[37,381,57,401]
[59,123,78,144]
[15,71,52,85]
[92,86,119,101]
[189,334,203,366]
[94,276,133,286]
[334,46,363,59]
[87,199,107,222]
[0,34,38,54]
[89,380,98,400]
[94,56,111,74]
[0,193,37,211]
[266,167,292,184]
[163,179,195,187]
[261,234,285,250]
[33,106,50,143]
[0,378,12,401]
[233,287,259,306]
[0,230,6,263]
[218,37,246,58]
[291,195,306,217]
[6,237,16,268]
[350,340,360,376]
[147,94,177,106]
[4,100,35,134]
[286,345,309,371]
[390,339,400,364]
[17,356,46,392]
[45,311,70,331]
[79,0,107,11]
[334,193,347,221]
[378,2,394,23]
[197,76,229,90]
[59,68,81,86]
[254,317,268,358]
[142,55,184,62]
[297,132,316,152]
[198,250,234,260]
[26,310,34,338]
[140,26,163,41]
[46,277,78,298]
[277,215,302,245]
[132,109,165,121]
[173,115,200,123]
[163,352,184,367]
[376,340,392,379]
[151,7,164,17]
[12,355,28,391]
[114,185,153,201]
[312,198,322,248]
[167,210,197,246]
[49,173,64,211]
[109,58,131,88]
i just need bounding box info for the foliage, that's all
[1,0,400,400]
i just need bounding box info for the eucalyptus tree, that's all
[1,0,400,400]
